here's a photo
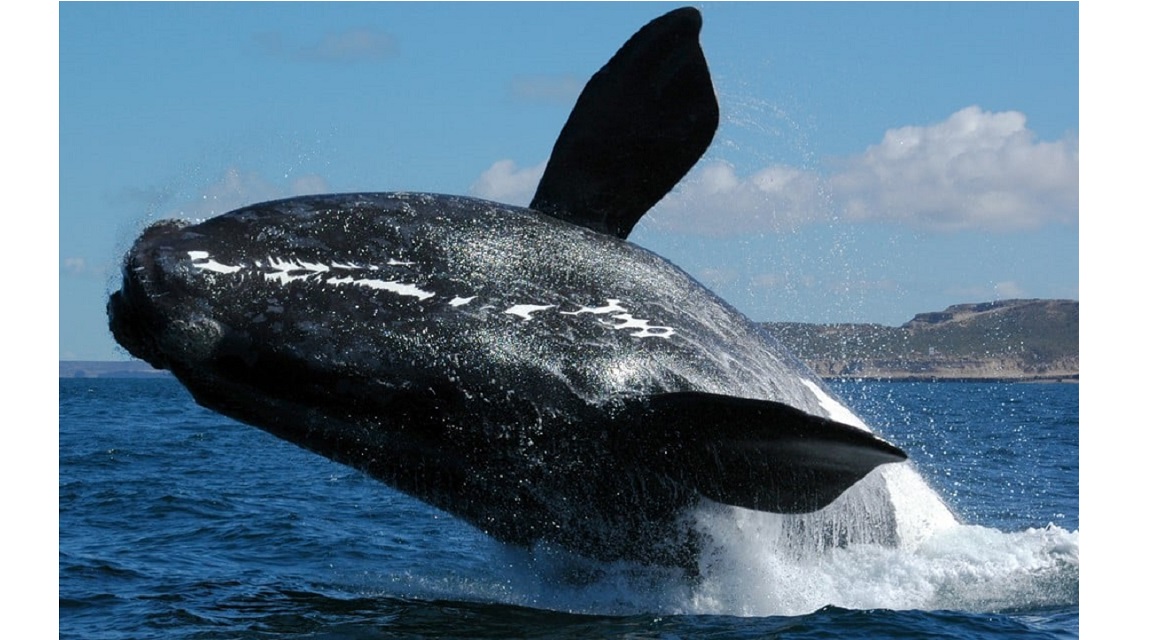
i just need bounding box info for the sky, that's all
[40,2,1145,622]
[58,1,1079,361]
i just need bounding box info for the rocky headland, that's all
[763,299,1078,382]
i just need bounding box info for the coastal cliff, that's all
[763,299,1078,381]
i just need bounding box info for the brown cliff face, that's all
[763,299,1078,381]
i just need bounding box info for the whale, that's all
[107,7,908,567]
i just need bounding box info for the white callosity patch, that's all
[329,261,367,270]
[187,251,242,274]
[263,256,330,285]
[603,313,675,339]
[189,251,434,300]
[504,304,556,320]
[449,296,477,307]
[495,298,675,338]
[184,252,674,338]
[561,300,628,316]
[327,276,436,301]
[560,298,675,338]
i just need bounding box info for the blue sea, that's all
[60,377,1078,638]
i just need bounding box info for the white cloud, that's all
[648,161,832,235]
[477,106,1076,237]
[993,280,1026,298]
[469,159,546,207]
[946,280,1030,302]
[310,28,398,62]
[167,168,329,220]
[751,272,786,290]
[830,106,1078,232]
[287,174,330,195]
[750,271,821,293]
[258,28,398,64]
[509,75,584,105]
[62,257,87,276]
[697,267,742,290]
[60,256,111,280]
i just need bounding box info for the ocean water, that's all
[60,377,1078,638]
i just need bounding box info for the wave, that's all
[363,518,1076,618]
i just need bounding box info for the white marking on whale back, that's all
[560,299,675,338]
[604,313,675,338]
[188,251,435,299]
[504,304,555,320]
[188,251,242,274]
[185,253,674,338]
[263,256,330,285]
[298,259,329,273]
[560,299,627,316]
[339,278,435,300]
[259,256,434,298]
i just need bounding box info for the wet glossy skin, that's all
[109,192,904,565]
[107,8,909,567]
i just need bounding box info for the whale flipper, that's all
[530,7,719,239]
[620,392,908,514]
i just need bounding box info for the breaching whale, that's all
[108,7,908,567]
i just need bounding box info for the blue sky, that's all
[58,2,1079,361]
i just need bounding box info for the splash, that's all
[681,502,1077,616]
[374,486,1076,617]
[358,394,1076,617]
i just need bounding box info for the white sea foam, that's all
[355,394,1069,617]
[677,509,1077,616]
[802,378,868,429]
[370,499,1076,618]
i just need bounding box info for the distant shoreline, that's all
[762,299,1078,383]
[60,361,172,379]
[828,372,1077,382]
[59,360,1078,383]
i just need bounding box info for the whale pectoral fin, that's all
[530,7,719,239]
[627,392,908,514]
